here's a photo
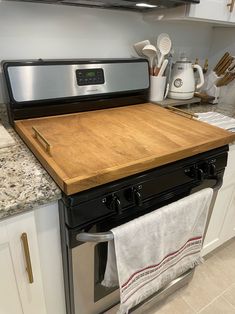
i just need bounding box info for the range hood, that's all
[6,0,200,11]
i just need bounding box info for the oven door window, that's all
[94,242,118,302]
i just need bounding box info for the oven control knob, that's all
[133,188,143,207]
[110,195,122,215]
[196,168,205,181]
[184,165,204,181]
[209,163,216,176]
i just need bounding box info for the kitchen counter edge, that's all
[0,104,61,221]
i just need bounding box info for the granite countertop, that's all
[0,104,61,220]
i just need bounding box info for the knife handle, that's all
[227,0,235,12]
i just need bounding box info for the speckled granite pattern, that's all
[0,104,61,220]
[0,104,9,126]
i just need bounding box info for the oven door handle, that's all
[76,231,114,243]
[211,175,223,190]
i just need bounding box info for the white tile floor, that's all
[144,238,235,314]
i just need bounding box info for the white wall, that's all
[0,1,213,102]
[208,27,235,68]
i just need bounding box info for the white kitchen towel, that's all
[102,188,213,314]
[197,112,235,132]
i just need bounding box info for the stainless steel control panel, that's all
[5,59,149,103]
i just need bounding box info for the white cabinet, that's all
[0,227,24,314]
[0,211,47,314]
[34,202,66,314]
[188,0,232,23]
[202,143,235,256]
[144,1,235,25]
[219,176,235,243]
[0,202,66,314]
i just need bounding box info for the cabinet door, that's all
[34,202,66,314]
[219,178,235,243]
[220,143,235,242]
[202,180,234,255]
[202,144,235,256]
[224,142,235,179]
[0,225,24,314]
[0,211,47,314]
[188,0,231,22]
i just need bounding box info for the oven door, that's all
[71,229,120,314]
[61,175,223,314]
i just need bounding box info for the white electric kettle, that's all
[168,56,204,100]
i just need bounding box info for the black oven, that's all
[59,145,228,314]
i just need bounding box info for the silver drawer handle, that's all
[76,231,113,243]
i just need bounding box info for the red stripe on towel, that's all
[122,249,201,304]
[121,236,202,289]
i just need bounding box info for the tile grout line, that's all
[221,283,235,310]
[197,283,235,313]
[221,295,235,310]
[197,293,224,313]
[184,243,235,313]
[184,300,197,313]
[182,282,235,313]
[181,274,233,313]
[179,294,197,313]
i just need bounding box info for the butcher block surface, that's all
[15,103,235,195]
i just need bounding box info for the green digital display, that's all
[85,71,96,78]
[76,68,104,85]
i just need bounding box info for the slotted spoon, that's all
[157,33,172,67]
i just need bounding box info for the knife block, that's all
[203,71,221,104]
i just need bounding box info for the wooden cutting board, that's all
[15,103,235,195]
